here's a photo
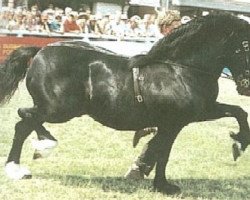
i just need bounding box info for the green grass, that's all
[1,78,250,200]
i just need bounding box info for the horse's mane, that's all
[129,13,248,67]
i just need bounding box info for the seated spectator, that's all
[63,12,81,33]
[94,13,105,35]
[38,13,51,33]
[77,12,90,33]
[140,14,159,37]
[87,15,97,34]
[113,14,129,38]
[62,7,72,22]
[127,15,142,37]
[50,15,63,33]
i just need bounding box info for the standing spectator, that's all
[157,10,182,36]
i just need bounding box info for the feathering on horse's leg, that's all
[18,106,58,159]
[5,119,37,180]
[125,127,158,179]
[125,133,157,180]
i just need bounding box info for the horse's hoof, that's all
[31,139,58,159]
[232,142,242,161]
[5,161,32,180]
[124,164,144,180]
[154,180,181,195]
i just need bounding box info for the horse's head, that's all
[222,18,250,96]
[232,40,250,96]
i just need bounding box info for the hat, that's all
[78,12,89,19]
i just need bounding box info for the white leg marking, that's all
[5,161,31,180]
[31,139,58,159]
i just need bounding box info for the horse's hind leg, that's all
[18,107,58,159]
[5,118,37,179]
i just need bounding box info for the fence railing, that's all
[0,29,158,43]
[0,29,157,63]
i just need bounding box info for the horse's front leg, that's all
[201,102,250,160]
[127,126,181,194]
[152,127,181,194]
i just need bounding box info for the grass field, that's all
[0,78,250,200]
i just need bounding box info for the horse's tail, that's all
[0,46,41,104]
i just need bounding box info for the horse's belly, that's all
[88,105,152,131]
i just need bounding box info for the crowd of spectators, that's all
[0,4,163,38]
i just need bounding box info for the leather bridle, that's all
[235,40,250,91]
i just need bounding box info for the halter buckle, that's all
[136,95,143,103]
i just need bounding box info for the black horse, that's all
[2,13,250,194]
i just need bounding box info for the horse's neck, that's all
[170,39,225,78]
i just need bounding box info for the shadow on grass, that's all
[39,174,250,199]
